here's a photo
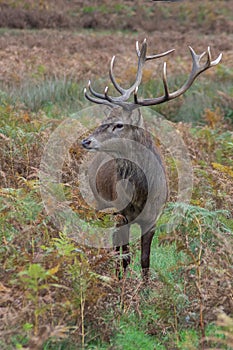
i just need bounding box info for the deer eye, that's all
[114,123,124,130]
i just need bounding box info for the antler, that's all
[134,46,222,106]
[84,39,222,110]
[84,38,174,110]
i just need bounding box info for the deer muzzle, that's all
[82,136,100,151]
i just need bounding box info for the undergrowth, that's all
[1,0,233,34]
[0,65,233,349]
[0,78,84,116]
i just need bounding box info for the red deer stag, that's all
[82,39,222,278]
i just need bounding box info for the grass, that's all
[0,78,85,116]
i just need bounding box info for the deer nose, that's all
[82,138,92,148]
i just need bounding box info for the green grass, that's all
[0,78,85,116]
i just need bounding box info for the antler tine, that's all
[88,80,105,99]
[134,86,139,104]
[104,86,115,103]
[162,62,169,98]
[146,48,175,61]
[189,46,205,72]
[84,87,98,104]
[135,38,147,58]
[135,38,174,60]
[109,56,125,94]
[189,46,222,75]
[208,46,222,66]
[135,40,141,58]
[84,87,113,107]
[113,38,148,99]
[207,46,211,66]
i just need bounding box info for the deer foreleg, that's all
[113,223,130,279]
[141,229,155,279]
